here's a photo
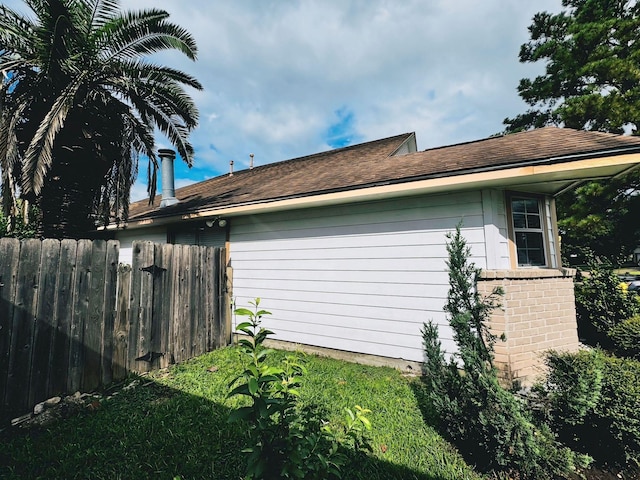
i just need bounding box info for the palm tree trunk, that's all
[40,151,107,239]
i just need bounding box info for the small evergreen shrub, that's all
[608,315,640,359]
[537,350,640,468]
[541,349,605,426]
[598,355,640,467]
[421,225,582,479]
[574,257,639,346]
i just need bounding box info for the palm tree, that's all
[0,0,202,238]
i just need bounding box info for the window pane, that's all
[515,232,546,266]
[513,213,526,228]
[523,198,539,214]
[526,248,545,266]
[512,199,526,213]
[526,214,541,229]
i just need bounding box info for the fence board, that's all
[157,244,174,369]
[218,252,231,348]
[169,244,182,364]
[182,245,194,362]
[113,264,131,381]
[29,239,61,407]
[192,247,204,356]
[49,240,77,396]
[130,241,155,373]
[6,239,41,417]
[0,238,20,414]
[82,240,107,392]
[0,239,228,425]
[203,246,214,351]
[68,240,92,393]
[101,240,119,386]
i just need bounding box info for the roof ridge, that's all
[417,126,639,154]
[248,131,414,171]
[130,132,414,208]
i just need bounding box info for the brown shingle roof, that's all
[127,127,640,222]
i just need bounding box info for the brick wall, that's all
[477,268,580,385]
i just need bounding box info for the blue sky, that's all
[2,0,563,200]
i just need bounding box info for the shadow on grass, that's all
[1,376,455,480]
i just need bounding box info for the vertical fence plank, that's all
[219,249,231,348]
[203,246,214,352]
[149,243,164,370]
[6,239,41,417]
[129,241,154,373]
[192,246,204,357]
[169,245,182,364]
[160,244,174,368]
[172,245,189,363]
[81,240,107,392]
[113,264,131,381]
[50,240,77,397]
[0,238,21,422]
[101,240,119,386]
[185,246,195,360]
[29,239,61,407]
[68,240,92,393]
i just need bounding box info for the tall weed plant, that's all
[421,225,583,479]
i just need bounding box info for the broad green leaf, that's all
[248,377,259,395]
[234,309,254,317]
[258,375,280,384]
[359,416,372,429]
[228,383,250,397]
[260,366,284,376]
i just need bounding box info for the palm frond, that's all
[81,0,121,34]
[96,8,197,62]
[21,73,85,195]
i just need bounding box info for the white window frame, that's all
[508,194,549,268]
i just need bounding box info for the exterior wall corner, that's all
[477,268,580,385]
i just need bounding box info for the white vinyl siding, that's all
[116,227,167,265]
[481,189,510,269]
[230,191,492,363]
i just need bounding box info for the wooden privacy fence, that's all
[0,238,230,424]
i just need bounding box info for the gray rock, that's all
[45,396,61,408]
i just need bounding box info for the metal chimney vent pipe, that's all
[159,149,179,208]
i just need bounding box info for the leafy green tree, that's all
[0,198,38,238]
[556,179,640,262]
[0,0,202,238]
[504,0,640,260]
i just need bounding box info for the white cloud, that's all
[2,0,564,191]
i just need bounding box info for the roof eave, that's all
[114,149,640,230]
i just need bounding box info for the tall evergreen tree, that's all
[0,0,202,238]
[504,0,640,261]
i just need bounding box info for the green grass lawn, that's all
[0,346,481,480]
